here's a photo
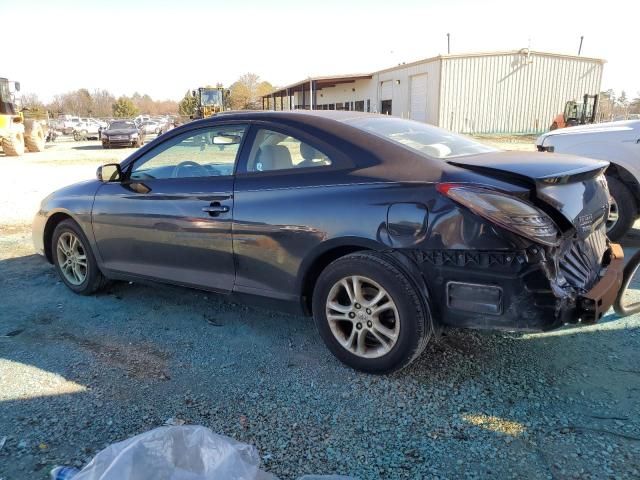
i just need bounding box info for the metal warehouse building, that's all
[262,50,604,134]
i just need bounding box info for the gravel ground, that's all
[1,137,640,479]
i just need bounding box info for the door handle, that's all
[202,202,229,216]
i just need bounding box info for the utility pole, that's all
[578,36,584,55]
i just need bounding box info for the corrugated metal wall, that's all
[375,60,441,124]
[438,53,603,134]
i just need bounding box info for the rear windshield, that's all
[109,121,135,129]
[345,116,497,159]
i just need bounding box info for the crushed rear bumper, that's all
[411,230,624,331]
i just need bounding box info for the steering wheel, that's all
[172,160,208,178]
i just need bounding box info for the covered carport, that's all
[262,74,373,111]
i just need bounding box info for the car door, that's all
[232,124,348,300]
[91,123,248,292]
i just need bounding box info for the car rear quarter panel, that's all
[232,170,526,304]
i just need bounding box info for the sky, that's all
[5,0,639,103]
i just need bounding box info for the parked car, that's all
[73,121,101,141]
[537,120,640,240]
[33,111,623,373]
[101,120,145,148]
[141,120,160,135]
[80,117,108,129]
[56,115,80,134]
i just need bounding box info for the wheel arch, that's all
[606,163,640,215]
[43,211,79,263]
[298,238,434,323]
[298,237,384,315]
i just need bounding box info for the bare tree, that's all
[228,73,273,110]
[19,93,45,112]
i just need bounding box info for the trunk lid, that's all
[449,152,610,239]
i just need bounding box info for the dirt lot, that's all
[1,136,639,479]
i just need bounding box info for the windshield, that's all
[0,80,11,103]
[109,121,135,129]
[0,79,15,115]
[200,89,221,106]
[346,116,498,159]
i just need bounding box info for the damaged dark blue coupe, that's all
[33,111,624,373]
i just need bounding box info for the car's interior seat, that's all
[255,145,293,171]
[298,142,330,167]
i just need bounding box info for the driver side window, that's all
[130,124,247,180]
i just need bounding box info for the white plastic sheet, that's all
[72,426,277,480]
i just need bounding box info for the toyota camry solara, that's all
[33,111,624,373]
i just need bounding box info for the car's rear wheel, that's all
[606,176,635,241]
[52,219,107,295]
[312,252,431,373]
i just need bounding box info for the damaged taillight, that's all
[437,183,559,246]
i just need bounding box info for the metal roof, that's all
[263,73,373,98]
[262,49,606,98]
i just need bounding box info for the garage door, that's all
[410,74,428,122]
[380,81,393,101]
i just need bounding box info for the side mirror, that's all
[97,163,122,182]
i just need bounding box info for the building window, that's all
[367,99,371,112]
[381,100,392,115]
[344,102,350,111]
[328,104,335,110]
[354,100,365,112]
[335,102,344,111]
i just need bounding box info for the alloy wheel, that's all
[56,231,88,286]
[325,275,400,358]
[606,197,619,232]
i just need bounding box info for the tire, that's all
[1,132,25,156]
[606,176,635,241]
[73,132,81,141]
[25,122,45,152]
[312,251,431,373]
[614,249,640,317]
[52,219,108,295]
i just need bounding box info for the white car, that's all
[537,120,640,240]
[140,120,160,134]
[72,121,101,140]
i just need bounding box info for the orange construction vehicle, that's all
[550,93,599,130]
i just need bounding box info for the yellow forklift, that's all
[0,77,47,156]
[191,86,227,119]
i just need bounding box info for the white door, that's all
[380,81,393,101]
[410,74,428,122]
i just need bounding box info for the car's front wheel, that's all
[312,252,431,373]
[606,176,636,241]
[52,219,107,295]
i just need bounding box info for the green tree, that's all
[178,90,197,116]
[112,97,139,118]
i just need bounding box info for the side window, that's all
[130,124,247,180]
[246,128,332,172]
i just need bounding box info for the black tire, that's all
[614,249,640,317]
[2,132,25,156]
[606,176,636,242]
[52,219,108,295]
[312,251,431,373]
[25,121,46,152]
